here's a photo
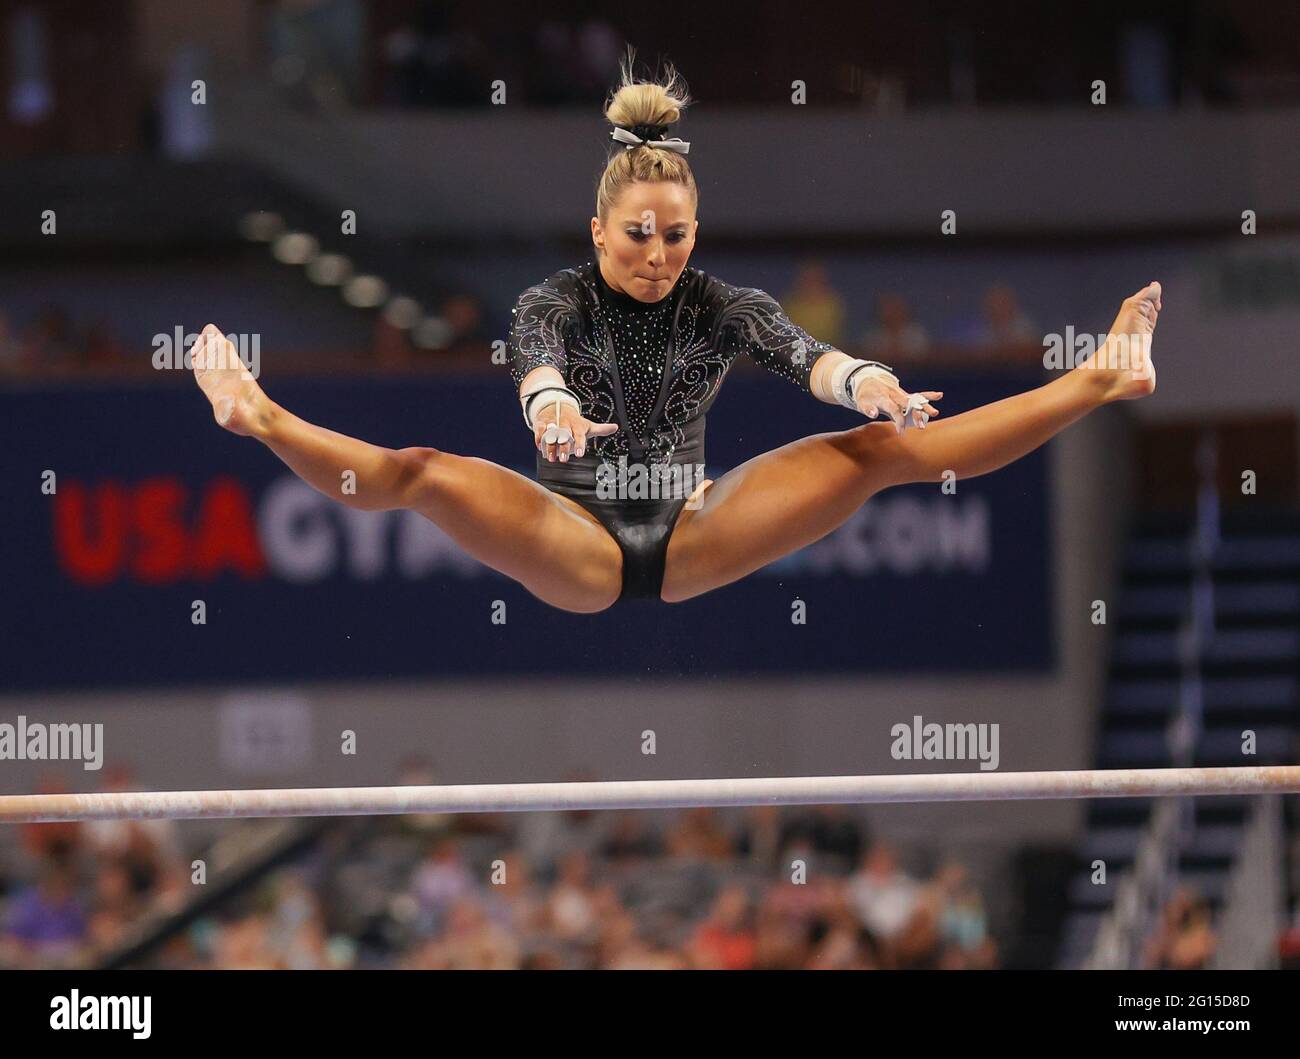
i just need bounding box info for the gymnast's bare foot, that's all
[190,324,273,437]
[1082,281,1160,403]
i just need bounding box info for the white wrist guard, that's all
[830,358,897,411]
[520,386,579,430]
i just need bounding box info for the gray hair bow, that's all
[610,126,691,155]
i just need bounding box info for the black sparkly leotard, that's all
[508,261,838,601]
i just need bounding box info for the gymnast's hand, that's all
[532,396,619,463]
[852,366,943,433]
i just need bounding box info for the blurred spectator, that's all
[1144,887,1217,970]
[82,317,127,364]
[572,20,623,95]
[932,860,992,961]
[954,283,1040,359]
[87,860,142,952]
[925,860,998,969]
[381,7,487,107]
[805,891,874,969]
[410,836,474,934]
[688,885,756,969]
[599,812,664,862]
[603,934,690,970]
[753,899,812,969]
[1279,916,1300,970]
[593,898,639,968]
[780,804,865,874]
[83,766,182,878]
[18,777,82,863]
[515,788,607,873]
[528,19,623,104]
[441,293,485,346]
[735,804,782,869]
[981,284,1038,345]
[763,870,839,927]
[21,306,76,368]
[848,842,921,943]
[211,912,277,970]
[404,896,520,969]
[268,0,366,110]
[387,754,451,836]
[782,262,847,350]
[545,851,599,946]
[1,855,86,966]
[492,849,546,938]
[666,807,733,861]
[264,873,331,970]
[159,44,216,158]
[863,292,931,363]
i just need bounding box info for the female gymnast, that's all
[191,62,1159,614]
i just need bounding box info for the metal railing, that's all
[1082,429,1222,968]
[1210,795,1284,969]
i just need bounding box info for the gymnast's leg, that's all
[189,325,622,613]
[661,283,1160,603]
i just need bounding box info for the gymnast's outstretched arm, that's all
[809,351,942,431]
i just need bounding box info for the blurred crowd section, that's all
[3,0,1296,382]
[0,265,1043,380]
[5,2,1300,158]
[359,0,1298,112]
[11,775,1300,969]
[3,767,1005,970]
[6,761,1298,972]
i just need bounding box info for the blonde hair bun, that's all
[595,51,697,221]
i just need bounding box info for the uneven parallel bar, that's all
[1,766,1299,823]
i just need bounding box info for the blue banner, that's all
[3,369,1052,688]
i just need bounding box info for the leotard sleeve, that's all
[507,273,582,391]
[707,278,839,393]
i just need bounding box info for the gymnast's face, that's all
[592,181,698,303]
